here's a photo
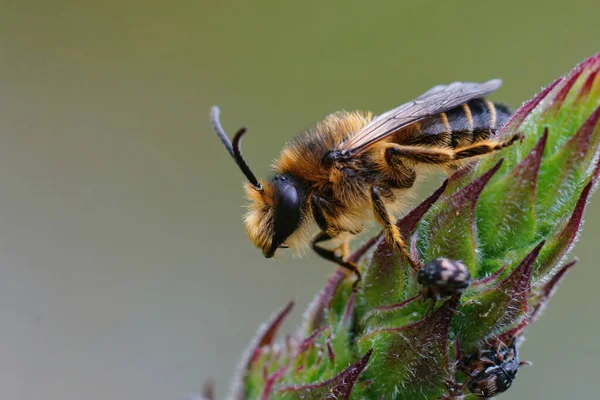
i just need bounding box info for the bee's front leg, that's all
[311,231,362,290]
[311,194,339,236]
[311,195,362,290]
[370,186,421,271]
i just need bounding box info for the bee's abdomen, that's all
[419,98,512,148]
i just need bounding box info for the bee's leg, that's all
[451,132,523,160]
[384,132,522,165]
[441,377,467,400]
[311,195,362,289]
[383,149,417,189]
[384,144,454,165]
[311,194,338,236]
[312,231,362,291]
[370,186,421,271]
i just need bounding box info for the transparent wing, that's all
[338,79,502,154]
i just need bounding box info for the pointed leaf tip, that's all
[577,67,599,100]
[348,234,379,263]
[531,259,578,322]
[535,106,600,219]
[471,263,508,287]
[513,128,548,187]
[398,178,449,237]
[564,105,600,160]
[542,53,600,115]
[544,258,579,298]
[422,159,503,266]
[500,77,563,137]
[296,326,329,357]
[478,131,547,256]
[536,181,592,278]
[278,348,373,400]
[259,301,295,348]
[456,242,543,350]
[326,336,335,365]
[373,293,420,313]
[451,159,504,211]
[343,292,357,326]
[573,52,600,99]
[361,293,421,327]
[302,270,345,332]
[579,52,600,69]
[551,63,588,111]
[498,240,544,298]
[261,365,290,400]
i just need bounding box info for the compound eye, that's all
[280,184,299,209]
[264,183,303,258]
[274,184,301,238]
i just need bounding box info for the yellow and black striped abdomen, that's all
[416,98,512,148]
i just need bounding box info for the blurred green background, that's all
[0,1,599,399]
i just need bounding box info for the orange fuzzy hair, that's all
[243,181,276,254]
[243,110,373,256]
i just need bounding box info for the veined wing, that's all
[337,79,502,155]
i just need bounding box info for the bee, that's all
[211,80,518,284]
[418,258,471,299]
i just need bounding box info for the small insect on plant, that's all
[459,336,527,398]
[418,258,471,298]
[211,80,521,286]
[418,258,471,313]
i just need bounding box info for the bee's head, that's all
[211,106,310,258]
[244,174,308,257]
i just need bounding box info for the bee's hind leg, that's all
[370,185,421,272]
[382,132,523,166]
[452,132,523,160]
